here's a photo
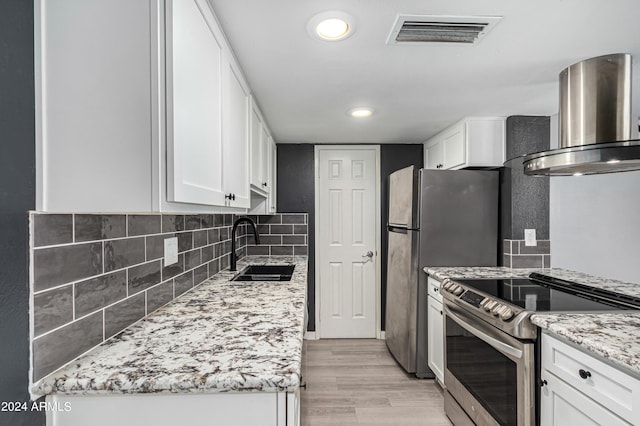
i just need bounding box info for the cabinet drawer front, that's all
[541,370,632,426]
[542,333,640,423]
[427,277,443,303]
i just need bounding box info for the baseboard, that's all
[379,331,385,340]
[304,331,318,340]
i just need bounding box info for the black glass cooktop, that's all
[454,273,640,312]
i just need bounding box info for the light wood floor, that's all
[301,339,453,426]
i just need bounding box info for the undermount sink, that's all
[231,264,295,282]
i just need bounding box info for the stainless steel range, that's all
[440,273,640,426]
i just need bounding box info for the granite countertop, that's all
[425,266,640,376]
[32,255,307,396]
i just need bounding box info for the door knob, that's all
[363,251,374,259]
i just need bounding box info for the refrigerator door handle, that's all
[388,225,408,234]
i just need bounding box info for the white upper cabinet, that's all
[269,139,277,213]
[166,0,225,206]
[424,117,505,170]
[250,99,273,195]
[221,58,251,208]
[37,0,266,212]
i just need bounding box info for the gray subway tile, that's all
[213,215,224,227]
[271,246,294,256]
[502,254,512,268]
[293,225,308,235]
[104,293,145,339]
[503,240,512,255]
[543,255,551,268]
[162,254,185,280]
[219,227,230,241]
[33,214,73,247]
[177,232,193,252]
[254,235,281,245]
[193,230,208,248]
[104,237,145,272]
[224,215,233,226]
[174,271,194,296]
[185,215,201,230]
[246,233,263,245]
[33,243,103,292]
[33,312,103,381]
[208,228,220,244]
[208,259,220,277]
[518,240,551,255]
[75,271,127,318]
[214,242,225,258]
[258,214,281,224]
[200,214,214,229]
[75,214,126,242]
[185,249,201,270]
[194,265,208,286]
[128,215,161,236]
[220,254,230,270]
[270,224,294,235]
[511,255,544,269]
[128,260,162,294]
[247,246,270,256]
[257,224,270,234]
[33,286,73,336]
[202,245,214,263]
[162,215,185,233]
[294,246,308,256]
[146,234,175,261]
[146,280,174,314]
[283,235,305,245]
[281,214,306,224]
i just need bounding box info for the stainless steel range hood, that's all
[523,53,640,176]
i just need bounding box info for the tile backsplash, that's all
[503,239,551,268]
[30,212,308,383]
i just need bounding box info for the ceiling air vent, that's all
[387,14,501,45]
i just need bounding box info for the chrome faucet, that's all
[230,217,260,271]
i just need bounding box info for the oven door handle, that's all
[445,305,523,360]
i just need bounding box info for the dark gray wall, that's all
[501,116,550,244]
[276,144,423,332]
[276,145,316,330]
[0,1,43,424]
[380,145,424,331]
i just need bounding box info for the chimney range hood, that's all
[523,53,640,176]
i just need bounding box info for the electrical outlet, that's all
[524,229,537,247]
[164,237,178,266]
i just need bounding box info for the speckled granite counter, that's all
[32,255,307,396]
[424,266,640,376]
[530,313,640,376]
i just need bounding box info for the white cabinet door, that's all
[222,58,250,208]
[166,0,225,206]
[442,124,465,169]
[541,373,631,426]
[269,140,277,213]
[250,101,265,189]
[427,295,444,384]
[260,126,271,191]
[425,140,444,170]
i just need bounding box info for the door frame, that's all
[313,145,382,339]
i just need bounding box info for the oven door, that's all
[444,302,534,426]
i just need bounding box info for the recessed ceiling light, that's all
[308,12,355,41]
[349,107,374,118]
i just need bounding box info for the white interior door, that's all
[316,146,379,338]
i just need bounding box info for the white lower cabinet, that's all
[540,333,639,426]
[46,390,300,426]
[427,277,444,385]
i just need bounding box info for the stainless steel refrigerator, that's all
[385,165,498,377]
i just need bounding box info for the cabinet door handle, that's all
[578,369,591,379]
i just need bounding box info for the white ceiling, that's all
[208,0,640,144]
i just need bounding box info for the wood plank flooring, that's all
[301,339,453,426]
